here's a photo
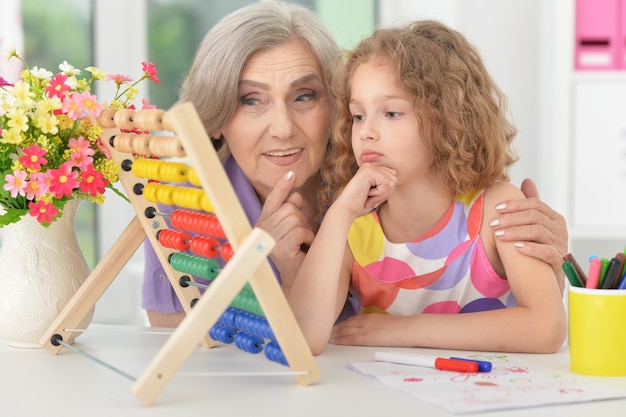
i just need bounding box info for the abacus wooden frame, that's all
[39,102,320,406]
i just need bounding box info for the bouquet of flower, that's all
[0,50,159,227]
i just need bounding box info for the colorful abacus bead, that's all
[157,229,191,251]
[187,167,202,187]
[190,235,221,258]
[132,158,163,180]
[171,187,204,211]
[264,341,288,366]
[170,209,225,239]
[169,252,220,280]
[209,323,236,344]
[158,161,189,183]
[234,332,264,354]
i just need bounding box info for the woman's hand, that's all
[489,178,568,293]
[256,171,315,292]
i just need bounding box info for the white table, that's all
[2,324,626,417]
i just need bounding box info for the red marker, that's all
[375,351,479,372]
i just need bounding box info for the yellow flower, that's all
[35,113,59,135]
[86,66,106,81]
[6,108,29,132]
[0,128,24,145]
[10,82,35,110]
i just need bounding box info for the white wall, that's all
[92,0,148,326]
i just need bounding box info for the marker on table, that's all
[450,356,493,372]
[374,351,480,373]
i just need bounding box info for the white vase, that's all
[0,199,93,348]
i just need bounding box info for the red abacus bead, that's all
[158,229,191,251]
[221,242,234,261]
[190,235,220,258]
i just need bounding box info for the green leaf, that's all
[0,207,29,228]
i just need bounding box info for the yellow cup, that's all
[569,286,626,376]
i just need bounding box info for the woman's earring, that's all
[210,134,225,151]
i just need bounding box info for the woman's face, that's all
[218,40,330,201]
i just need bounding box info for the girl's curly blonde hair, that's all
[320,19,518,212]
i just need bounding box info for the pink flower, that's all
[0,76,13,87]
[45,73,70,100]
[61,95,82,120]
[79,165,109,197]
[141,98,156,110]
[107,73,133,85]
[96,137,111,159]
[19,144,48,171]
[3,170,28,198]
[142,61,160,84]
[28,200,59,225]
[72,91,102,118]
[24,172,47,199]
[68,136,94,169]
[48,162,79,198]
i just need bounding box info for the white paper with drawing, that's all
[347,353,626,413]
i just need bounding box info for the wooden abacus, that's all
[39,102,320,405]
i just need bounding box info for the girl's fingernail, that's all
[514,242,525,248]
[495,203,506,211]
[489,218,499,227]
[284,171,294,181]
[494,230,505,237]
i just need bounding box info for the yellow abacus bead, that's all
[131,158,163,181]
[159,162,189,184]
[156,184,177,206]
[172,187,203,211]
[142,182,160,202]
[187,167,202,187]
[200,193,214,213]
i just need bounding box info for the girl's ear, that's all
[211,131,222,140]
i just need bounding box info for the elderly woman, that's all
[143,0,568,328]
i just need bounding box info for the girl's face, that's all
[349,57,431,187]
[217,40,331,201]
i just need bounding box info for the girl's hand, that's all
[330,313,412,347]
[335,163,397,219]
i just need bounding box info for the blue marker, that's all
[450,357,492,372]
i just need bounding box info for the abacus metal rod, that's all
[54,338,136,381]
[63,328,175,335]
[180,371,311,377]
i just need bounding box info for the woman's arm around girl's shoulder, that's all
[482,181,567,353]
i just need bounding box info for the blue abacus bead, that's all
[209,323,236,344]
[234,332,264,354]
[264,341,288,366]
[219,307,239,329]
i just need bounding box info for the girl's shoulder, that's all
[483,181,524,206]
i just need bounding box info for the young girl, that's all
[287,20,567,355]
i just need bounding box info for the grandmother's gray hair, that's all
[179,0,339,160]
